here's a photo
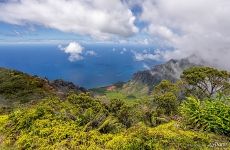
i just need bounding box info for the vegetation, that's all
[180,96,230,136]
[150,80,181,115]
[0,66,230,149]
[1,93,229,149]
[0,68,53,108]
[181,66,230,98]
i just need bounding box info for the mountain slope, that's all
[0,67,86,112]
[121,58,197,96]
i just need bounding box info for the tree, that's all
[151,80,179,115]
[153,92,177,115]
[181,66,230,98]
[153,80,181,97]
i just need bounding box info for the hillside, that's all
[122,59,197,96]
[92,58,197,98]
[0,67,86,113]
[0,65,230,149]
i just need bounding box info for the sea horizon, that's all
[0,43,161,88]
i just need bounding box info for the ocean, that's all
[0,43,160,88]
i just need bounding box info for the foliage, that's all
[151,80,180,115]
[153,80,180,95]
[1,66,230,149]
[0,94,104,149]
[153,92,178,115]
[180,96,230,136]
[0,115,8,132]
[106,121,225,150]
[2,106,228,150]
[181,66,230,98]
[0,68,53,108]
[1,93,228,149]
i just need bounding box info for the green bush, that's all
[106,121,216,150]
[151,80,180,116]
[153,92,178,115]
[0,68,52,105]
[180,97,230,136]
[1,93,230,149]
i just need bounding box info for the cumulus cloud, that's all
[59,42,84,62]
[133,53,161,61]
[0,0,138,39]
[139,0,230,70]
[132,49,162,61]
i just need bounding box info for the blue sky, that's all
[0,21,150,45]
[0,22,95,44]
[0,0,230,69]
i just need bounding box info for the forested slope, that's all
[0,66,230,149]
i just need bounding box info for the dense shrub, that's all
[0,68,51,104]
[106,121,214,150]
[180,97,230,136]
[1,93,229,149]
[153,92,178,115]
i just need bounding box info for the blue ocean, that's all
[0,44,160,88]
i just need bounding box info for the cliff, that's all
[122,58,197,95]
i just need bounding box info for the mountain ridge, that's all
[120,58,198,95]
[0,67,86,112]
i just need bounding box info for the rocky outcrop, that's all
[122,58,198,95]
[132,58,196,86]
[50,79,87,94]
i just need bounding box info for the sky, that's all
[0,0,230,70]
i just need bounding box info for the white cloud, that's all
[85,50,97,56]
[0,0,138,39]
[143,63,151,70]
[132,50,162,61]
[148,25,176,41]
[119,39,128,44]
[59,42,84,62]
[140,0,230,70]
[142,39,149,45]
[142,63,157,76]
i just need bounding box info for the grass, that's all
[92,87,139,101]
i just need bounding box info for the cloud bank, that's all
[0,0,138,39]
[139,0,230,70]
[59,42,84,62]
